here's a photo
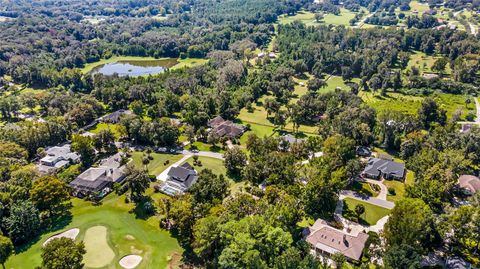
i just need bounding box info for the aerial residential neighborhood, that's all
[0,0,479,268]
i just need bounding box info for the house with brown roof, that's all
[207,116,245,138]
[458,175,480,196]
[304,219,369,262]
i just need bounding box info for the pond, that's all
[90,58,178,76]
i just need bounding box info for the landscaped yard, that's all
[347,181,380,197]
[342,198,391,226]
[6,192,182,269]
[88,123,122,139]
[182,156,246,194]
[131,151,183,176]
[384,170,415,203]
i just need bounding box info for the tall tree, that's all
[124,164,150,202]
[38,238,85,269]
[5,201,41,244]
[30,176,71,217]
[224,146,247,175]
[71,134,95,167]
[0,235,14,269]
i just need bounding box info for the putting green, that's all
[83,226,115,268]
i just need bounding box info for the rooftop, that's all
[363,157,405,179]
[458,175,480,194]
[304,219,369,261]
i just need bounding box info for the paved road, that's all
[340,190,395,209]
[181,150,224,160]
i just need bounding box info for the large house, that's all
[37,144,80,174]
[69,153,126,198]
[362,157,406,181]
[457,175,480,196]
[158,163,198,196]
[304,219,369,262]
[101,109,132,124]
[207,116,245,138]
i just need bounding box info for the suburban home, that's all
[37,144,80,174]
[304,219,369,262]
[101,109,132,124]
[207,116,245,138]
[457,175,480,196]
[158,163,198,196]
[446,256,472,269]
[69,153,127,198]
[356,146,372,157]
[362,157,406,180]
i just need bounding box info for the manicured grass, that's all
[384,170,415,203]
[83,226,115,268]
[239,123,276,144]
[277,9,357,27]
[189,141,225,153]
[6,192,181,269]
[347,181,380,197]
[131,151,183,176]
[323,75,359,92]
[182,156,246,194]
[342,198,391,226]
[323,8,357,26]
[88,123,122,139]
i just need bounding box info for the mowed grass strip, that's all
[131,151,183,176]
[342,198,391,226]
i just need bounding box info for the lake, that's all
[90,58,178,76]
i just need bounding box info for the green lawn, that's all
[88,123,122,139]
[182,156,246,194]
[342,198,391,226]
[6,192,181,269]
[131,151,183,176]
[171,58,209,70]
[188,141,225,153]
[347,181,380,197]
[278,11,317,26]
[384,170,415,203]
[407,51,453,76]
[323,8,357,26]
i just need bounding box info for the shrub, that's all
[388,187,396,195]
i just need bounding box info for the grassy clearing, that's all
[6,192,181,269]
[188,141,225,153]
[131,151,183,176]
[342,198,391,225]
[323,8,357,26]
[278,11,317,26]
[88,123,122,139]
[171,58,209,70]
[407,51,453,75]
[359,91,474,120]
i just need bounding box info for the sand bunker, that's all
[119,255,143,269]
[83,226,115,268]
[43,228,80,246]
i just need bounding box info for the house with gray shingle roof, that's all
[362,157,406,181]
[158,162,198,196]
[37,144,80,174]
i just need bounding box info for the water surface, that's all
[91,59,178,76]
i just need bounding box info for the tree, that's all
[354,204,365,220]
[5,201,41,244]
[224,146,247,175]
[38,238,85,269]
[30,176,71,217]
[124,164,150,201]
[384,244,421,269]
[92,129,116,154]
[307,78,327,93]
[314,13,324,23]
[384,198,435,252]
[417,98,446,129]
[332,252,346,269]
[71,134,95,167]
[0,235,14,269]
[189,169,230,206]
[432,57,448,75]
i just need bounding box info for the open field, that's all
[88,123,122,139]
[342,198,391,225]
[131,151,183,176]
[407,51,453,75]
[359,91,474,120]
[80,56,207,74]
[83,226,115,268]
[6,192,181,269]
[278,8,357,27]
